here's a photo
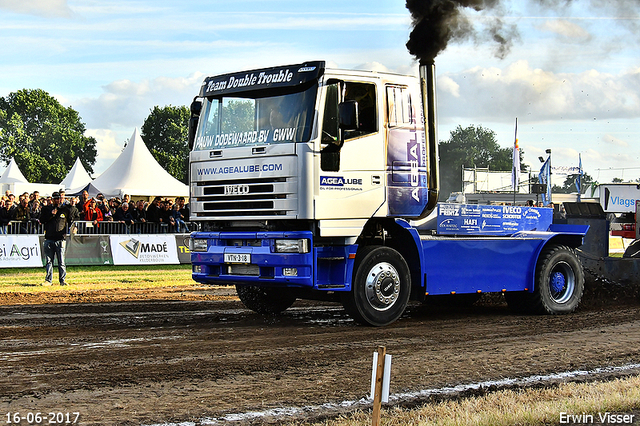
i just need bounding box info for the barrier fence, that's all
[0,233,192,268]
[1,220,199,235]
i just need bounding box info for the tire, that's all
[530,244,584,314]
[236,285,297,315]
[342,246,411,326]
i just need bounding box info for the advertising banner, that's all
[109,235,180,265]
[600,184,640,213]
[437,203,553,236]
[66,234,114,266]
[0,235,42,268]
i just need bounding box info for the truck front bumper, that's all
[190,231,356,291]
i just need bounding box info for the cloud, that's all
[0,0,73,18]
[538,19,591,42]
[438,60,640,122]
[84,128,124,177]
[76,73,204,130]
[602,134,629,148]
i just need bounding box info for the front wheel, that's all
[342,246,411,326]
[236,285,297,315]
[530,244,585,314]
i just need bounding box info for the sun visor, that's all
[200,61,325,97]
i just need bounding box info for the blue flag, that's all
[539,157,551,205]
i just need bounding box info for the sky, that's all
[1,0,640,187]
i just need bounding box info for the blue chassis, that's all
[190,220,588,296]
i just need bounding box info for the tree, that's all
[552,172,594,194]
[438,124,524,199]
[0,89,97,183]
[141,105,190,184]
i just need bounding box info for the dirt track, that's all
[0,286,639,425]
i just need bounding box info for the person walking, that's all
[40,192,73,286]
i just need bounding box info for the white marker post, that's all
[370,346,392,426]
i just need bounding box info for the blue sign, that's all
[437,203,553,236]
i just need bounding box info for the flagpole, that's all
[513,118,518,205]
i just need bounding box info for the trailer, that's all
[188,61,587,326]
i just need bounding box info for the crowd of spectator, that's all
[0,189,191,234]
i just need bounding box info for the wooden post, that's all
[372,346,386,426]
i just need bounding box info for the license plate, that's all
[224,253,251,264]
[224,184,250,195]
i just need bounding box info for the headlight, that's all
[190,238,208,252]
[275,239,310,253]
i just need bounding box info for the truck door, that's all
[315,80,386,221]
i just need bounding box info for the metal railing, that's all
[0,220,199,235]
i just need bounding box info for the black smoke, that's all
[406,0,640,64]
[406,0,516,64]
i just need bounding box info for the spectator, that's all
[41,192,73,286]
[158,200,173,232]
[68,196,81,223]
[0,198,12,234]
[83,198,104,226]
[79,190,90,212]
[28,191,41,212]
[29,197,42,232]
[177,197,190,223]
[132,200,147,232]
[14,196,31,233]
[113,201,134,227]
[170,203,188,233]
[146,196,162,223]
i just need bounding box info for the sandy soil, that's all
[0,285,639,425]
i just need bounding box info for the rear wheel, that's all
[236,285,297,315]
[530,244,584,314]
[342,246,411,326]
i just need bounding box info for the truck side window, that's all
[343,82,377,139]
[387,85,414,127]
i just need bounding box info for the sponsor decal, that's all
[320,176,363,191]
[195,127,296,149]
[196,163,283,177]
[205,69,294,94]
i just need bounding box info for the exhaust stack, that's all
[419,61,440,217]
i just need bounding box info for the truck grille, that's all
[194,177,297,218]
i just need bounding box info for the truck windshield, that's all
[193,84,317,151]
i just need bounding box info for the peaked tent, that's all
[0,158,59,196]
[0,158,28,184]
[60,157,92,192]
[91,128,188,198]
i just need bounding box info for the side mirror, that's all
[338,100,359,130]
[188,99,202,150]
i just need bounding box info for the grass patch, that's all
[0,264,195,293]
[309,375,640,426]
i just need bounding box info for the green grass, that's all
[306,375,640,426]
[0,264,196,293]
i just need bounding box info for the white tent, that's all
[91,128,189,198]
[0,158,28,184]
[60,157,92,192]
[0,158,59,196]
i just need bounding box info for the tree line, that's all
[0,89,189,185]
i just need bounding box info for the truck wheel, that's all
[236,285,297,315]
[530,244,584,314]
[342,246,411,326]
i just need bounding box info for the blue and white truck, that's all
[188,60,588,326]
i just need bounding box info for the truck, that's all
[187,60,588,326]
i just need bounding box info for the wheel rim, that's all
[548,261,575,304]
[365,262,401,311]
